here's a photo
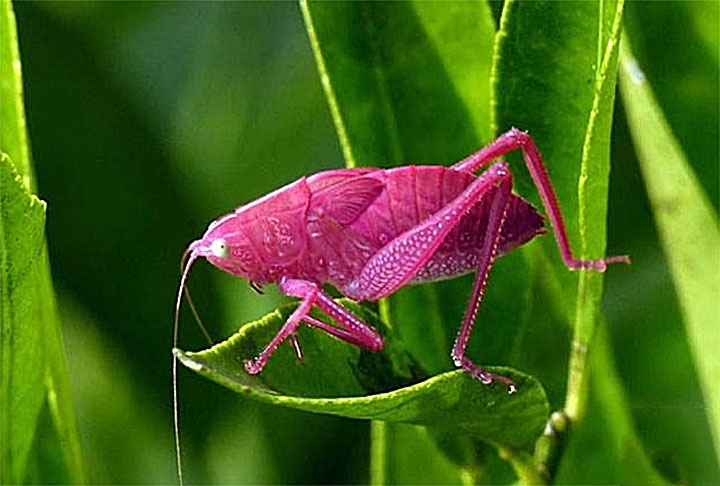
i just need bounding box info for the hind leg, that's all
[346,163,517,389]
[453,128,629,271]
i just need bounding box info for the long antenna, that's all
[173,243,201,486]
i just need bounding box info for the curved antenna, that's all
[173,242,201,486]
[184,286,213,345]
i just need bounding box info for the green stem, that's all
[499,446,546,485]
[370,421,387,485]
[368,299,395,485]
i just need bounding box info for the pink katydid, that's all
[171,128,630,482]
[174,127,629,392]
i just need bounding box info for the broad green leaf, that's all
[493,0,622,329]
[492,0,630,413]
[0,0,84,482]
[300,0,515,377]
[619,39,720,468]
[176,300,549,453]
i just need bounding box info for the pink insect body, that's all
[175,128,630,392]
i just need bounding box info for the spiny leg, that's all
[302,315,380,349]
[453,128,630,271]
[282,278,383,350]
[451,172,517,392]
[244,277,383,374]
[244,289,316,374]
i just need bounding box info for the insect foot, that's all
[453,354,517,394]
[244,358,264,375]
[570,254,632,272]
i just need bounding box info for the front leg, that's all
[244,277,383,375]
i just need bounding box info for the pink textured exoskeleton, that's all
[174,128,630,394]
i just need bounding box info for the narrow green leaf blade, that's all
[619,39,720,466]
[0,154,47,483]
[301,0,496,169]
[0,0,84,481]
[176,300,549,452]
[494,3,668,483]
[0,0,33,190]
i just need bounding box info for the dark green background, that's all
[12,1,718,483]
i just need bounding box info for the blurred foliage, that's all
[5,0,718,484]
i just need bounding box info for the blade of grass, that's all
[0,154,47,484]
[0,0,84,482]
[0,0,33,189]
[493,2,667,483]
[568,0,625,422]
[619,38,720,467]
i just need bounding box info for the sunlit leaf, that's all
[176,300,549,453]
[619,38,720,468]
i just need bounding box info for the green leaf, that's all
[0,0,33,191]
[301,0,496,169]
[492,0,622,321]
[176,300,549,453]
[491,0,632,415]
[619,38,720,468]
[493,2,668,483]
[0,0,84,482]
[0,154,47,484]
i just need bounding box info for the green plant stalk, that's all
[565,0,624,423]
[370,299,393,486]
[370,420,388,486]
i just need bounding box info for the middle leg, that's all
[451,172,517,392]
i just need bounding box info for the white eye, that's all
[210,238,229,258]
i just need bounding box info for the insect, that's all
[174,127,629,392]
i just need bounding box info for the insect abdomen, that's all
[352,166,544,283]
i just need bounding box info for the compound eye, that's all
[210,238,229,259]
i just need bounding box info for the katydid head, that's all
[193,212,266,281]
